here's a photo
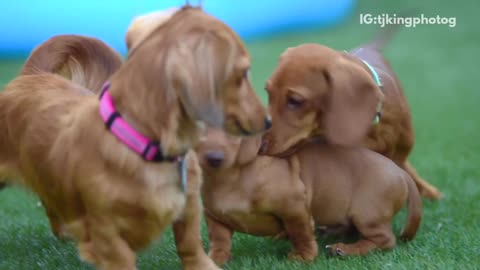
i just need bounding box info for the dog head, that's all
[125,6,270,136]
[260,44,383,156]
[126,8,180,52]
[196,128,262,171]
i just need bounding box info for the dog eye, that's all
[244,69,250,80]
[287,96,304,109]
[237,69,250,85]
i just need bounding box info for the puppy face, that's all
[126,7,270,136]
[261,44,383,156]
[196,128,262,171]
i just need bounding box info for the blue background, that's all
[0,0,355,55]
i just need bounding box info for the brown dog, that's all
[196,128,316,266]
[0,6,268,270]
[260,30,441,200]
[196,129,421,266]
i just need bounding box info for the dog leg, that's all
[326,222,395,256]
[281,201,318,261]
[275,156,317,261]
[173,154,221,270]
[173,201,220,270]
[173,178,221,270]
[205,212,234,266]
[80,221,137,270]
[43,202,65,239]
[404,161,442,200]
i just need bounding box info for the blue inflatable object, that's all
[0,0,355,56]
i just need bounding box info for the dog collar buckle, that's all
[178,156,188,192]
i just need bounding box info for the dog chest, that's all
[205,187,283,236]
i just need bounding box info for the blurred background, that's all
[0,0,355,56]
[0,0,479,269]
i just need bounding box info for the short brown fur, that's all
[196,129,421,266]
[261,32,441,199]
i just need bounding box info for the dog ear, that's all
[236,136,262,165]
[165,31,233,128]
[322,59,384,146]
[126,8,180,52]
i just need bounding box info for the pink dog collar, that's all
[99,83,182,163]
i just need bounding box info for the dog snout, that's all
[205,151,225,168]
[264,115,272,130]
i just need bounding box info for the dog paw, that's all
[288,251,311,262]
[325,244,345,257]
[78,242,97,265]
[287,244,318,262]
[183,256,222,270]
[208,250,231,267]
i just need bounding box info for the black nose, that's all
[264,116,272,130]
[205,151,225,168]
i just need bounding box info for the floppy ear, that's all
[165,31,232,128]
[236,136,262,165]
[323,59,384,146]
[126,8,179,52]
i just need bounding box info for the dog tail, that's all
[400,173,422,240]
[20,35,122,92]
[367,9,419,51]
[366,24,402,52]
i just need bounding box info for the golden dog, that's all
[20,34,123,91]
[0,6,268,270]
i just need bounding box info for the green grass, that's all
[1,0,479,269]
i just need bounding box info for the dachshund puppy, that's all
[197,128,421,266]
[260,28,441,200]
[197,128,316,266]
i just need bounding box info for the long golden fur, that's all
[0,35,122,190]
[0,6,268,270]
[196,128,422,266]
[20,34,123,91]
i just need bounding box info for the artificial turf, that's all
[1,0,479,269]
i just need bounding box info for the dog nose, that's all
[264,115,272,130]
[205,151,224,168]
